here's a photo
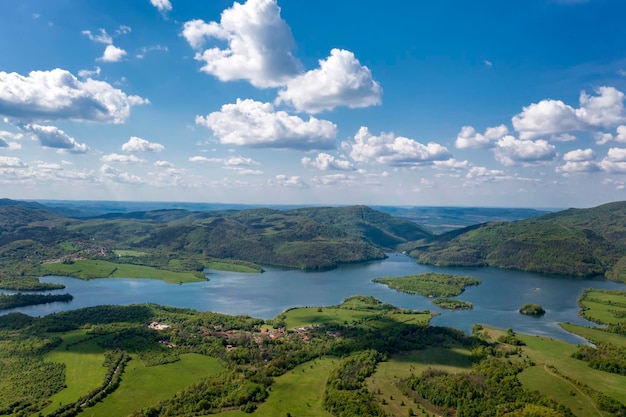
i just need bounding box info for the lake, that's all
[3,254,625,344]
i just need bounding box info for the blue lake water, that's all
[3,254,625,344]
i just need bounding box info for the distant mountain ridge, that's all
[0,200,432,272]
[406,201,626,281]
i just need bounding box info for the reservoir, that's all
[3,254,624,344]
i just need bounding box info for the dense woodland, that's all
[404,201,626,281]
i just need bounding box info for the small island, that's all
[372,272,481,298]
[519,303,546,315]
[431,297,473,310]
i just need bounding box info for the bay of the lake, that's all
[4,254,625,344]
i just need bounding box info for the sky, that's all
[1,0,626,208]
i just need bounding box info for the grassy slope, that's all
[40,260,205,283]
[214,357,335,417]
[367,347,473,417]
[36,331,108,416]
[560,323,626,347]
[515,332,626,412]
[86,354,225,417]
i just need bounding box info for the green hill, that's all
[0,200,432,281]
[406,201,626,280]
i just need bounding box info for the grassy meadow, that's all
[40,259,206,283]
[85,354,225,417]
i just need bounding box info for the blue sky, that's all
[1,0,626,208]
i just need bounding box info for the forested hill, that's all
[406,201,626,281]
[0,200,432,273]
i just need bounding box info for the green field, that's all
[367,347,473,417]
[579,289,626,325]
[113,249,149,257]
[518,365,605,417]
[516,332,626,411]
[206,260,262,273]
[37,331,109,416]
[282,306,375,329]
[560,322,626,347]
[85,354,225,417]
[40,260,206,283]
[215,357,336,417]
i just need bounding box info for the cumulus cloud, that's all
[276,49,382,113]
[0,156,26,168]
[0,69,148,123]
[0,130,23,149]
[494,135,556,166]
[617,126,626,142]
[465,166,505,179]
[189,156,222,163]
[98,45,127,62]
[224,155,259,167]
[100,164,143,183]
[101,153,147,164]
[302,153,353,171]
[512,87,626,139]
[599,147,626,173]
[342,126,450,166]
[78,67,101,79]
[556,148,599,174]
[269,174,308,188]
[122,136,165,152]
[136,45,168,59]
[154,160,174,168]
[182,0,301,88]
[150,0,172,12]
[196,99,337,150]
[22,124,89,153]
[563,148,595,162]
[455,124,508,149]
[433,158,469,170]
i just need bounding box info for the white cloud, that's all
[616,126,626,143]
[0,130,23,149]
[100,164,143,183]
[154,160,174,168]
[594,132,614,145]
[342,126,451,166]
[563,148,595,162]
[150,0,172,12]
[556,148,599,174]
[455,124,508,149]
[512,99,580,140]
[556,161,600,174]
[0,156,26,168]
[98,45,127,62]
[465,166,505,179]
[182,0,301,88]
[484,59,493,67]
[122,136,165,152]
[577,86,625,128]
[512,87,626,139]
[599,148,626,173]
[269,174,308,188]
[276,49,382,113]
[82,29,113,44]
[189,156,221,163]
[0,69,148,123]
[196,99,337,150]
[237,168,263,175]
[101,153,147,164]
[302,153,353,171]
[224,155,260,167]
[311,173,361,187]
[78,66,101,79]
[22,124,89,153]
[433,158,469,170]
[494,135,556,166]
